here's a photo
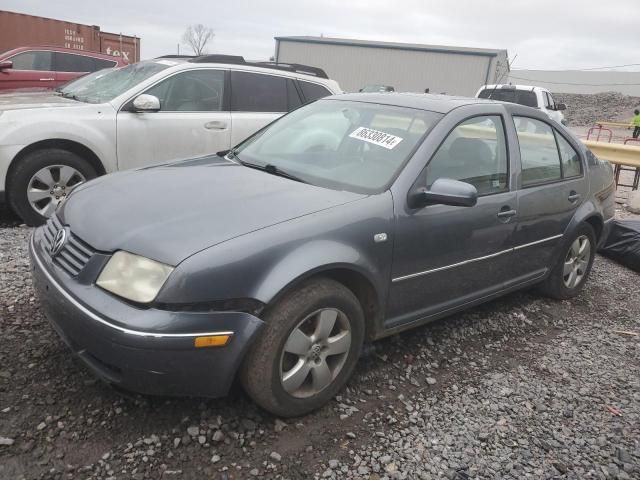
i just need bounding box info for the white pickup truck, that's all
[476,84,567,125]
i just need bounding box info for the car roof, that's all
[140,57,339,87]
[481,84,548,93]
[0,46,127,63]
[327,92,495,114]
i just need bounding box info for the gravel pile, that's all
[1,215,638,479]
[554,92,640,127]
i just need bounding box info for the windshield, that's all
[478,88,538,108]
[57,61,171,104]
[234,100,442,194]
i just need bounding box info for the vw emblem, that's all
[50,229,67,256]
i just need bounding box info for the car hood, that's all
[0,92,82,111]
[59,155,366,265]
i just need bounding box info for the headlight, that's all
[96,251,174,303]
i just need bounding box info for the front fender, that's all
[157,193,395,312]
[253,239,384,304]
[1,105,117,173]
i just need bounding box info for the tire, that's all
[8,148,98,226]
[240,278,365,417]
[539,223,596,300]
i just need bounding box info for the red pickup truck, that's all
[0,46,128,91]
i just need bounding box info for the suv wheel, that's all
[240,278,364,417]
[8,148,97,226]
[539,223,596,299]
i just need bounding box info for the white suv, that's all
[0,55,342,225]
[476,84,566,125]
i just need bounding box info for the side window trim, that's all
[418,113,511,197]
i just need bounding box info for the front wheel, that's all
[8,148,97,226]
[240,278,365,417]
[539,223,596,299]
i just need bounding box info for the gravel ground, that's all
[553,92,640,127]
[1,207,639,480]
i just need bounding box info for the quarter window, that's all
[231,71,287,112]
[8,51,53,71]
[299,80,332,103]
[94,58,118,70]
[145,70,225,112]
[425,115,509,196]
[514,117,561,186]
[555,132,582,178]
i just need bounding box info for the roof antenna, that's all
[488,53,517,99]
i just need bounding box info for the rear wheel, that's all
[539,223,596,299]
[240,278,364,417]
[8,148,97,226]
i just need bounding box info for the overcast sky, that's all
[4,0,639,71]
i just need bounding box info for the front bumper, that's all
[29,232,264,398]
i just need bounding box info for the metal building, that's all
[274,36,509,96]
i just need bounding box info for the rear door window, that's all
[54,53,95,73]
[514,117,561,186]
[230,71,287,112]
[9,51,53,71]
[555,132,582,178]
[299,80,332,103]
[286,79,302,111]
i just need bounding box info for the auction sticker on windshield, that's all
[349,127,403,150]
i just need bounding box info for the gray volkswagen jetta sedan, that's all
[30,93,615,416]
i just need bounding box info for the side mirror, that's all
[555,103,566,111]
[0,60,13,72]
[132,94,160,112]
[409,178,478,208]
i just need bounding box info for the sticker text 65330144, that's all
[349,127,403,150]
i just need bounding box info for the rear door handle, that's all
[568,191,581,202]
[497,208,517,219]
[204,120,228,130]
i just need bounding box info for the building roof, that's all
[275,36,507,58]
[325,92,495,114]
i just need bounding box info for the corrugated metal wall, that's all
[509,70,640,96]
[276,40,504,96]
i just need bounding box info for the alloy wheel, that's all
[27,165,86,218]
[563,235,591,289]
[279,308,352,398]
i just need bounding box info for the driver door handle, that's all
[204,120,228,130]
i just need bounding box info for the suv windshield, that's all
[478,88,538,108]
[234,100,442,194]
[57,61,171,104]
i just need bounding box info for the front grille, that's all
[42,215,96,276]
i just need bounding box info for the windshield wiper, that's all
[236,157,308,184]
[59,91,80,101]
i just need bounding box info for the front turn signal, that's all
[194,335,231,348]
